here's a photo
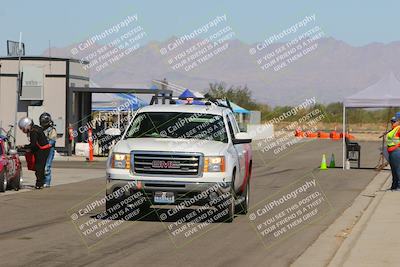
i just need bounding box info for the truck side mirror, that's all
[233,132,252,144]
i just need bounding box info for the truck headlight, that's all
[204,156,225,172]
[111,153,131,169]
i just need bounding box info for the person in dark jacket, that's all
[18,117,50,189]
[39,112,57,187]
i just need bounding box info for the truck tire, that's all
[222,188,235,223]
[220,170,236,223]
[105,196,121,216]
[136,201,152,218]
[106,194,152,220]
[237,179,249,215]
[0,170,7,192]
[121,194,152,219]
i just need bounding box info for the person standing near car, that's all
[387,115,400,190]
[39,112,57,187]
[18,117,50,189]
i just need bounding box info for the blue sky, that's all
[0,0,399,55]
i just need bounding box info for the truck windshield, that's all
[125,112,228,142]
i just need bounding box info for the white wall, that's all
[0,59,67,147]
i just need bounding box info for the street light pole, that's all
[13,32,22,149]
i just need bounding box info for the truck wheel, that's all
[237,179,250,215]
[220,171,236,223]
[136,201,152,218]
[0,170,7,192]
[237,161,251,215]
[106,194,152,220]
[105,196,120,215]
[222,189,235,223]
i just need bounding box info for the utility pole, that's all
[13,32,23,149]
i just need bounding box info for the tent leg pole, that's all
[343,106,346,170]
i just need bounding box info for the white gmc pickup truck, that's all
[106,103,252,222]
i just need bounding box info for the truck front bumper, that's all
[106,178,232,204]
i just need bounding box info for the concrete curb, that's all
[292,170,391,267]
[327,173,391,266]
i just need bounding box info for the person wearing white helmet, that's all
[18,117,50,189]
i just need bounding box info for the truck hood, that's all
[113,138,227,155]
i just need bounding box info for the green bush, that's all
[204,83,399,124]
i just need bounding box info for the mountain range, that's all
[42,37,400,106]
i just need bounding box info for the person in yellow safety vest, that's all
[387,116,400,190]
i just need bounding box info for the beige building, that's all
[0,56,89,154]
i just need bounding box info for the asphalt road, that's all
[0,140,382,267]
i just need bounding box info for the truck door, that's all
[226,113,246,191]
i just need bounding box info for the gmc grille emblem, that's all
[151,160,180,169]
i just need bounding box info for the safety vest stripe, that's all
[387,126,400,152]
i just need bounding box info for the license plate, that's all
[154,191,175,204]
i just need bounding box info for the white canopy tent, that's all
[342,73,400,169]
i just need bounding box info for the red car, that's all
[0,136,22,192]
